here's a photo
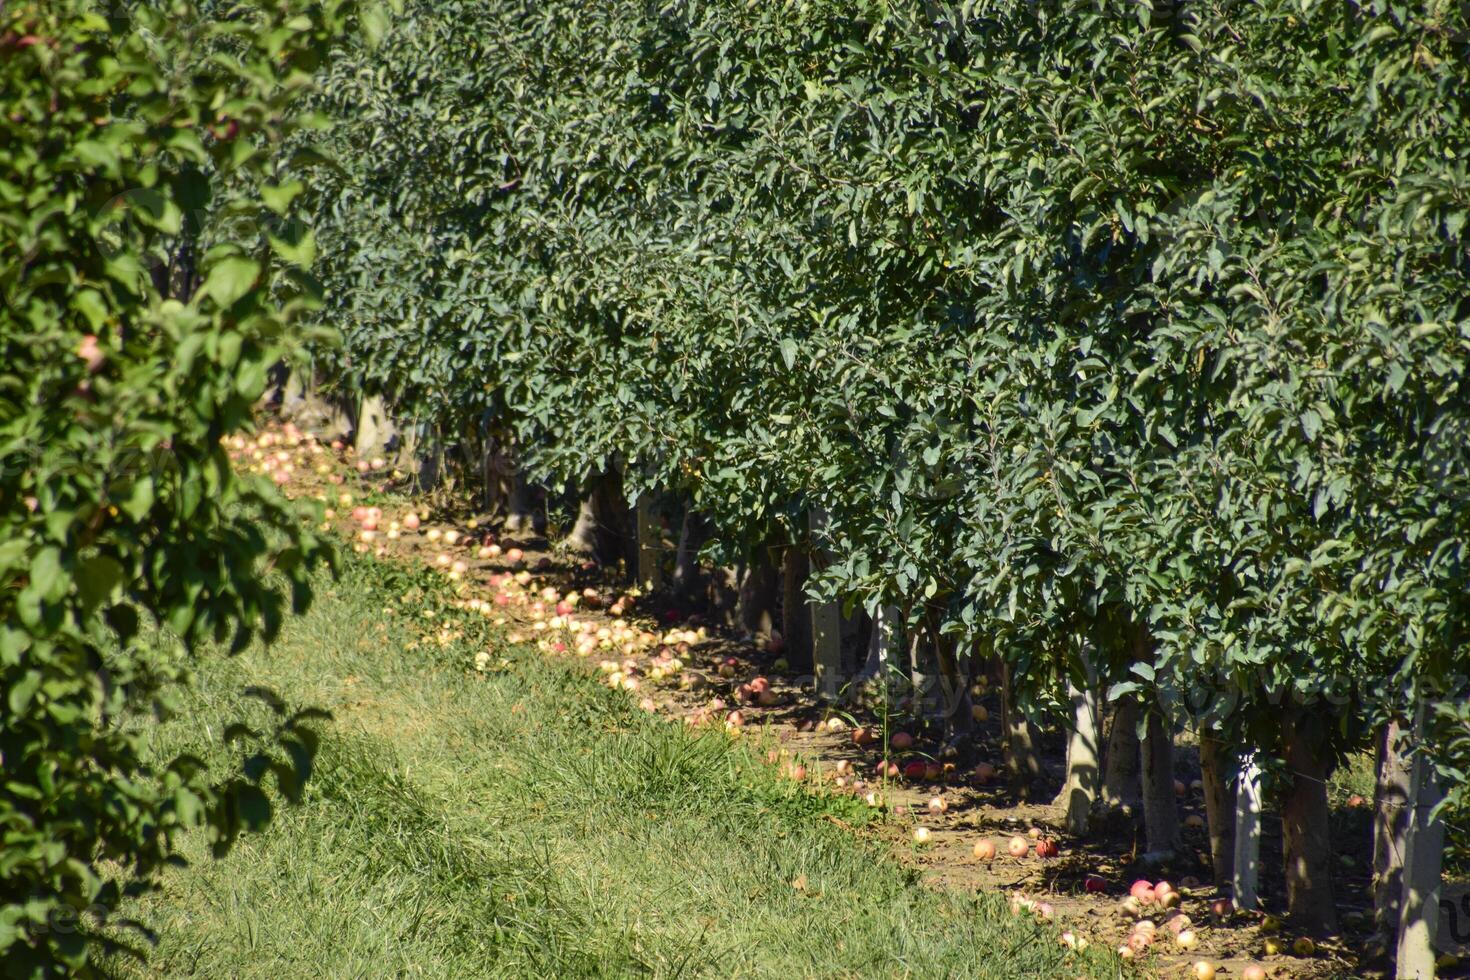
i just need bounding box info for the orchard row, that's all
[284,0,1470,972]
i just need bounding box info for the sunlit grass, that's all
[105,556,1122,978]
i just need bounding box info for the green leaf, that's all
[75,555,124,610]
[200,257,261,308]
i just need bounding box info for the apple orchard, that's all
[2,0,1468,978]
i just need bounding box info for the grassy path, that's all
[107,556,1114,978]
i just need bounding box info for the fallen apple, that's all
[1007,836,1030,858]
[973,838,997,861]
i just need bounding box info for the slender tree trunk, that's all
[807,509,843,699]
[859,605,900,681]
[1281,705,1338,935]
[1199,733,1237,888]
[355,393,395,459]
[1373,718,1412,939]
[908,620,937,717]
[1001,662,1041,799]
[565,469,629,569]
[1233,752,1264,910]
[326,388,356,443]
[1052,648,1101,834]
[737,543,779,641]
[634,496,664,591]
[503,464,539,534]
[1394,703,1447,980]
[1141,708,1181,860]
[671,510,700,599]
[927,608,973,746]
[1103,699,1143,810]
[780,544,813,672]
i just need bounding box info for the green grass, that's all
[103,556,1120,978]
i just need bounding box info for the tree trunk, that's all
[859,605,900,681]
[1052,648,1100,835]
[355,393,396,459]
[326,389,356,444]
[737,543,779,642]
[503,464,539,534]
[808,509,842,700]
[1103,699,1143,810]
[634,496,664,591]
[1001,662,1041,799]
[1233,753,1264,910]
[1394,702,1447,980]
[908,620,938,718]
[1280,705,1338,935]
[1373,718,1412,939]
[671,510,700,599]
[1199,732,1237,889]
[564,469,629,569]
[780,545,813,672]
[928,608,974,746]
[1141,708,1181,860]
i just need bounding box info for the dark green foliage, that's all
[301,0,1468,792]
